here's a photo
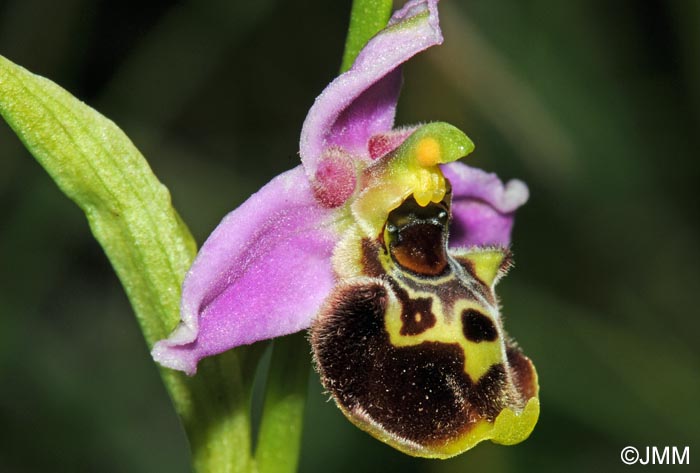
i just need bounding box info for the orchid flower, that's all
[152,0,538,459]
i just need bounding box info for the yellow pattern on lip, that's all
[383,292,503,383]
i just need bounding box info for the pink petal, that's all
[441,161,529,247]
[300,0,442,206]
[152,166,337,374]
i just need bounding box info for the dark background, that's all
[1,0,698,472]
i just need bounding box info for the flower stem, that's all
[185,348,263,473]
[255,333,310,473]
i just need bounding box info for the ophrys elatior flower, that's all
[152,0,539,458]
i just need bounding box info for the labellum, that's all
[312,187,538,458]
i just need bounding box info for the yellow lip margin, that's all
[340,395,539,459]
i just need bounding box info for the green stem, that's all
[185,347,264,473]
[340,0,393,72]
[255,333,310,473]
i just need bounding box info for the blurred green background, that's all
[1,0,698,472]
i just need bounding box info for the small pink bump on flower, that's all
[312,148,356,208]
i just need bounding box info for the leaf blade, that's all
[0,54,258,473]
[0,55,195,341]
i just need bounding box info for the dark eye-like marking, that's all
[396,289,436,336]
[462,309,498,342]
[385,196,449,276]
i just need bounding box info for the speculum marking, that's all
[399,293,437,336]
[462,309,498,342]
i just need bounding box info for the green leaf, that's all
[0,55,193,343]
[0,54,258,473]
[340,0,393,73]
